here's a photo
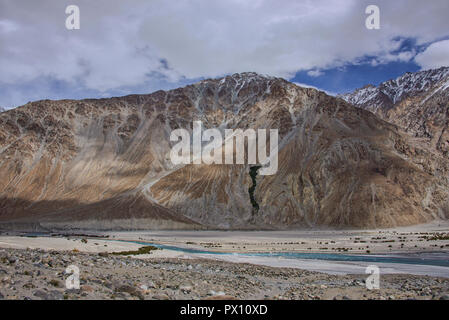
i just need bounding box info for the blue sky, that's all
[292,36,449,95]
[1,0,449,109]
[292,59,421,95]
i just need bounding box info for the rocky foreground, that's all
[0,248,448,300]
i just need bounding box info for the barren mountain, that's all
[1,72,448,230]
[340,67,449,156]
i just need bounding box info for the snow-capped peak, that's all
[340,67,449,108]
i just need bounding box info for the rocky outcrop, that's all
[1,72,448,230]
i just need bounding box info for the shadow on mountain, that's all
[0,194,200,232]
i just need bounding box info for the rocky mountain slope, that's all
[1,72,448,230]
[340,67,449,156]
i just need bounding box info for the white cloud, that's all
[415,40,449,70]
[369,50,415,66]
[0,19,19,33]
[307,70,324,77]
[0,0,448,108]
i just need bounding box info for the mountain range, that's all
[0,69,448,230]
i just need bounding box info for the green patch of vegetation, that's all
[424,233,449,241]
[111,245,159,256]
[248,165,262,213]
[200,242,222,248]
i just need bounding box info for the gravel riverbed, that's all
[1,248,448,300]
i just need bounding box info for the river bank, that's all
[1,220,449,277]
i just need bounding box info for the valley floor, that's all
[0,220,449,300]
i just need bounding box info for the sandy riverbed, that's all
[1,220,449,277]
[105,220,449,255]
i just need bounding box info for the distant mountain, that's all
[0,107,5,113]
[340,67,449,156]
[0,72,448,230]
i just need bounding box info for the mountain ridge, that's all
[1,71,448,230]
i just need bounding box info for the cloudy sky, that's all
[0,0,448,109]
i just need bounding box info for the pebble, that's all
[180,285,192,293]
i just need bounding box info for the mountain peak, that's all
[340,66,449,107]
[196,72,278,87]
